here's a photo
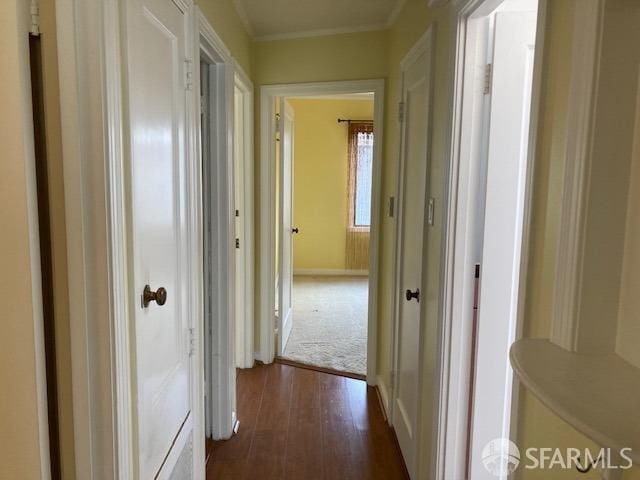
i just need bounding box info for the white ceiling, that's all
[234,0,407,41]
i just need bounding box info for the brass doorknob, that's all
[143,285,167,308]
[405,288,420,302]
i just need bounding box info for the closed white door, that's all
[393,42,433,479]
[469,9,536,480]
[278,100,295,354]
[126,0,192,477]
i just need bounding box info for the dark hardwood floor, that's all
[206,362,409,480]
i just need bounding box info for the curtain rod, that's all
[337,118,374,124]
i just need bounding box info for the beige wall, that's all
[0,1,50,478]
[289,98,374,271]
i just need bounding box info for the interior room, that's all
[3,0,640,479]
[276,94,374,376]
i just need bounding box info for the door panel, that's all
[278,100,294,354]
[393,47,432,479]
[469,10,536,480]
[126,0,191,477]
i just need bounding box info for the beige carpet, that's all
[282,275,368,375]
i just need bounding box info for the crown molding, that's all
[254,23,387,42]
[387,0,408,27]
[232,0,254,37]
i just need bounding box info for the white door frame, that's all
[233,62,255,369]
[258,79,385,384]
[55,0,208,477]
[434,0,547,478]
[197,9,242,440]
[389,25,435,478]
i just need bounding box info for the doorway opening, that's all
[275,94,375,377]
[259,80,384,384]
[438,0,543,478]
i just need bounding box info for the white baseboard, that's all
[376,374,391,420]
[293,268,369,276]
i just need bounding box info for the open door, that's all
[468,7,537,479]
[278,99,295,355]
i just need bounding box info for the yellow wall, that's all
[251,29,388,344]
[0,1,50,478]
[197,0,252,75]
[289,98,373,271]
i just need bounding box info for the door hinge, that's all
[483,63,493,95]
[398,101,405,123]
[389,196,395,218]
[188,327,196,356]
[235,238,240,249]
[275,113,281,135]
[184,59,194,91]
[235,209,240,217]
[30,0,40,36]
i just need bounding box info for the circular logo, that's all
[481,438,521,477]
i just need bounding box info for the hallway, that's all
[206,363,408,479]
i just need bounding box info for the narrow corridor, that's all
[206,362,408,479]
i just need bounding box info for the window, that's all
[348,122,374,230]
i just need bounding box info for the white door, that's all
[393,43,433,479]
[468,9,536,479]
[234,86,246,367]
[278,100,295,354]
[126,0,192,477]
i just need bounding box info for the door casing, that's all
[434,0,547,479]
[258,80,385,385]
[198,8,242,441]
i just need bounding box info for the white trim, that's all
[198,8,238,442]
[56,0,119,475]
[293,269,369,276]
[254,23,387,42]
[435,1,546,479]
[389,25,436,478]
[288,93,375,101]
[376,375,391,417]
[197,8,232,60]
[233,62,255,370]
[259,79,385,386]
[550,0,605,351]
[20,0,50,475]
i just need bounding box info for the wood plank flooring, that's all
[206,362,409,480]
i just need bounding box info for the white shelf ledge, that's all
[510,338,640,463]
